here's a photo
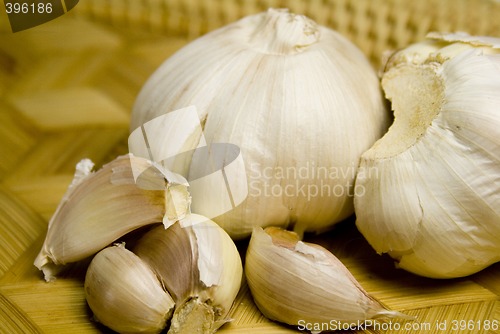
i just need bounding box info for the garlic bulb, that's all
[133,214,243,333]
[130,8,389,238]
[245,227,410,329]
[84,244,175,334]
[354,32,500,278]
[34,154,190,281]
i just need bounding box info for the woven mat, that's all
[0,1,499,333]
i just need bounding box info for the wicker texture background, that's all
[0,0,499,333]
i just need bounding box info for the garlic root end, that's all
[168,298,215,334]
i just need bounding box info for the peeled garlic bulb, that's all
[245,227,409,328]
[130,8,389,238]
[34,154,190,281]
[133,214,243,333]
[84,244,175,334]
[355,32,500,278]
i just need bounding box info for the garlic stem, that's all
[249,8,320,55]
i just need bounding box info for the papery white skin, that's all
[355,33,500,279]
[131,8,389,238]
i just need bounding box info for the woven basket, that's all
[0,1,499,333]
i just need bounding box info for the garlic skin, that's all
[133,214,243,334]
[130,8,389,238]
[355,33,500,278]
[34,154,190,281]
[84,244,175,334]
[245,227,409,329]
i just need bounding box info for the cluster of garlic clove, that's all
[133,214,243,333]
[34,154,190,281]
[130,8,390,239]
[33,153,243,333]
[354,32,500,278]
[245,227,412,329]
[85,214,242,334]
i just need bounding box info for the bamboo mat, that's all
[0,0,499,333]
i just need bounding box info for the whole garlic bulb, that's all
[131,8,389,238]
[354,32,500,278]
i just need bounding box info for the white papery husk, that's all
[130,8,389,239]
[355,32,500,278]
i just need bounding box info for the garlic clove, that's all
[355,33,500,278]
[133,220,196,304]
[133,214,243,333]
[245,227,411,328]
[34,154,190,281]
[84,243,175,334]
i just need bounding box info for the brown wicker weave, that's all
[0,1,499,333]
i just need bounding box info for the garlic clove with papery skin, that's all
[84,243,175,334]
[355,32,500,278]
[133,214,243,334]
[245,227,411,330]
[130,8,389,239]
[34,154,190,281]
